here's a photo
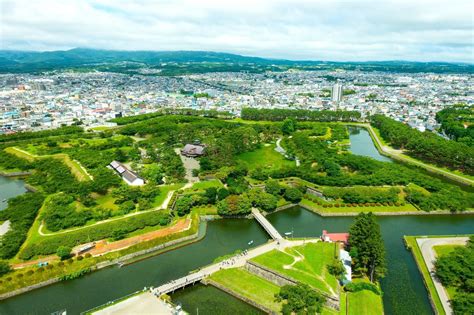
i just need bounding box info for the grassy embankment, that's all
[251,242,339,296]
[404,236,446,315]
[5,146,92,182]
[0,212,201,295]
[207,242,382,315]
[365,124,474,186]
[209,268,282,312]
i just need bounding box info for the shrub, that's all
[67,259,74,264]
[57,261,64,267]
[26,270,34,276]
[0,261,11,276]
[37,267,45,272]
[345,281,380,295]
[84,253,92,258]
[16,273,24,279]
[77,255,84,261]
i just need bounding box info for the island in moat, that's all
[0,108,472,314]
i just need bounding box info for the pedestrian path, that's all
[252,207,283,240]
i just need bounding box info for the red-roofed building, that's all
[322,230,349,245]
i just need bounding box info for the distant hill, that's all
[0,48,472,74]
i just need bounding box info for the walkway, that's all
[275,138,300,167]
[251,208,283,240]
[174,148,200,184]
[417,237,469,315]
[152,239,316,296]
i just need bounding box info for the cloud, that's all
[1,0,473,62]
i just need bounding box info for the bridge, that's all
[251,208,283,240]
[151,209,284,296]
[152,241,280,296]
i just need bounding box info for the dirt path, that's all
[13,218,192,269]
[88,218,192,256]
[417,237,469,315]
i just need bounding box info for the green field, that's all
[235,144,295,170]
[347,283,383,315]
[250,242,339,296]
[209,268,282,312]
[433,244,462,257]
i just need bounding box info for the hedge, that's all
[19,210,171,260]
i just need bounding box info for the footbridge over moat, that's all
[251,207,283,240]
[151,209,284,296]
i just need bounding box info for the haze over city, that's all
[1,0,473,62]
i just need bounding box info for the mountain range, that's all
[0,48,472,74]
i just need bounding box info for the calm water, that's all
[348,127,393,162]
[0,176,27,210]
[1,209,472,315]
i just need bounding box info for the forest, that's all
[435,236,474,314]
[436,104,473,146]
[371,114,474,175]
[241,108,361,122]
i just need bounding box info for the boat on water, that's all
[284,232,293,236]
[1,199,6,202]
[248,240,254,245]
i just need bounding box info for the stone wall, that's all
[245,261,340,311]
[206,279,276,314]
[245,261,296,287]
[0,277,60,300]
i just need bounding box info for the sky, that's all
[1,0,473,62]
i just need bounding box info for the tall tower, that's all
[332,83,343,103]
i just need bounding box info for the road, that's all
[417,237,469,315]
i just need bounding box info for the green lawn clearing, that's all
[347,282,383,315]
[208,268,282,312]
[250,242,339,296]
[235,145,295,170]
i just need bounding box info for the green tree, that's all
[217,195,251,216]
[284,187,303,203]
[0,261,11,276]
[265,179,282,196]
[282,118,296,135]
[349,212,386,282]
[56,246,72,260]
[275,283,326,314]
[175,195,194,216]
[141,164,164,184]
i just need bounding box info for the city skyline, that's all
[1,0,473,63]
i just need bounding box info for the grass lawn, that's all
[433,244,462,257]
[347,284,383,315]
[209,268,282,312]
[192,205,218,215]
[404,236,445,315]
[189,179,223,191]
[250,242,339,296]
[235,144,295,170]
[152,184,184,208]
